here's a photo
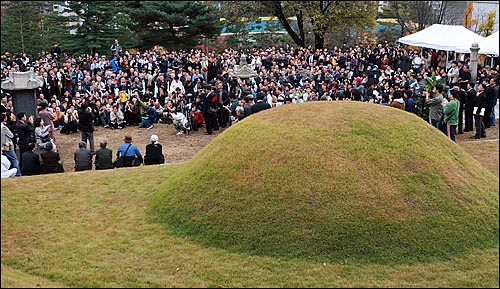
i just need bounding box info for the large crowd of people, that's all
[1,38,499,177]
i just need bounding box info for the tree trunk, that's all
[315,32,325,50]
[271,1,305,47]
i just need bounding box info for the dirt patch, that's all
[51,123,220,172]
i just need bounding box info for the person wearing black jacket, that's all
[216,82,230,128]
[20,143,41,176]
[471,83,487,139]
[144,134,165,165]
[456,86,467,134]
[483,78,495,129]
[78,102,96,153]
[251,93,272,114]
[14,112,35,160]
[464,82,476,132]
[203,86,219,135]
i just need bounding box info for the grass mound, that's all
[152,101,499,263]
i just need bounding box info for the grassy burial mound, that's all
[152,101,499,263]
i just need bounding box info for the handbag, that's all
[113,143,132,168]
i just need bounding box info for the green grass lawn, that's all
[1,102,499,288]
[1,165,498,288]
[153,102,498,264]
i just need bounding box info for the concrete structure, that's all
[1,68,43,119]
[470,42,480,85]
[230,54,257,79]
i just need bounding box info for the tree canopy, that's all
[125,1,223,50]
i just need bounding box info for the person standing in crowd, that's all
[203,86,219,135]
[116,135,143,167]
[110,39,122,57]
[485,77,498,127]
[458,65,471,91]
[1,113,21,176]
[443,89,460,142]
[464,82,477,132]
[425,84,444,129]
[144,134,165,165]
[78,102,96,154]
[14,112,35,163]
[20,143,42,176]
[251,92,271,114]
[471,83,487,139]
[390,90,405,110]
[74,141,93,172]
[50,42,62,62]
[482,77,494,129]
[38,101,56,143]
[95,140,114,170]
[447,61,460,87]
[489,77,498,126]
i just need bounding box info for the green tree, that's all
[1,1,44,58]
[478,11,496,37]
[221,1,377,49]
[64,1,137,57]
[125,1,223,51]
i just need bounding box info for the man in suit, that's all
[74,141,93,172]
[21,143,41,176]
[471,83,487,139]
[15,112,35,163]
[251,92,271,114]
[464,82,476,132]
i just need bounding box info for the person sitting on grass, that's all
[144,134,165,165]
[109,106,126,129]
[74,141,93,172]
[115,135,143,167]
[95,140,114,170]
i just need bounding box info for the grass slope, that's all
[1,164,498,287]
[152,101,499,263]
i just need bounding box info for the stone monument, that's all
[230,54,258,80]
[470,42,480,86]
[1,68,43,118]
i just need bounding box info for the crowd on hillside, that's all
[1,39,499,177]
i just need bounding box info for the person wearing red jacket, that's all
[189,103,204,131]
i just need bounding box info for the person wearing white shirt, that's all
[447,61,460,87]
[1,154,17,178]
[168,75,185,95]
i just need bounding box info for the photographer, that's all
[78,103,96,154]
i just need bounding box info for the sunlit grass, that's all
[153,102,498,263]
[2,102,499,287]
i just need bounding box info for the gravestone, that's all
[1,68,42,118]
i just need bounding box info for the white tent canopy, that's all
[397,24,486,52]
[456,31,499,56]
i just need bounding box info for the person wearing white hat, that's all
[144,134,165,165]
